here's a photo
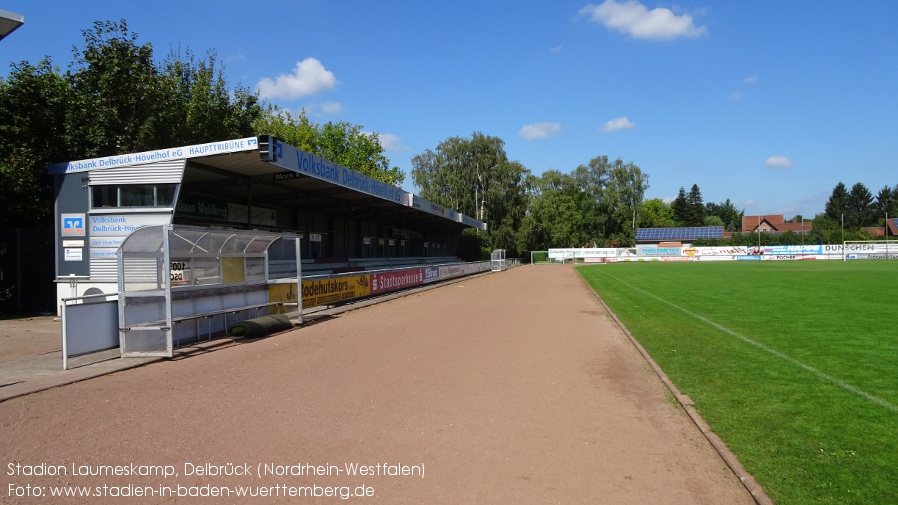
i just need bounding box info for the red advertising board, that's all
[371,269,424,294]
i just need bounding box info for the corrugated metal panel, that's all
[91,257,158,283]
[89,258,119,282]
[89,160,186,185]
[122,258,161,287]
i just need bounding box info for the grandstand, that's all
[49,136,493,362]
[49,136,485,308]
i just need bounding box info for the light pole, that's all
[841,213,845,261]
[757,215,761,253]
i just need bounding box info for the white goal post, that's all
[841,240,896,261]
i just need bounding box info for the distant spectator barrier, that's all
[545,242,896,263]
[268,260,499,309]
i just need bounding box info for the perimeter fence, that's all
[536,243,897,263]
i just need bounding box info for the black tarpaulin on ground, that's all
[228,314,293,338]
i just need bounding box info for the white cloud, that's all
[744,74,758,84]
[730,91,744,100]
[378,133,408,151]
[550,45,563,53]
[256,58,337,100]
[361,132,408,152]
[316,101,343,115]
[579,0,708,40]
[764,156,794,169]
[519,122,562,140]
[602,116,636,132]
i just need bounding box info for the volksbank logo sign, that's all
[61,214,86,237]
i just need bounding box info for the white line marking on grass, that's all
[590,270,898,414]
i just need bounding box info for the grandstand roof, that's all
[635,227,724,242]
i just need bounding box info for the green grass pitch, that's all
[577,261,898,505]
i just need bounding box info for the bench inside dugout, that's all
[118,225,302,357]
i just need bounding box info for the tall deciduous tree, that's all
[253,106,318,152]
[319,121,404,186]
[0,59,70,226]
[0,18,406,229]
[705,198,742,231]
[519,171,584,250]
[253,107,403,186]
[517,156,647,249]
[67,20,165,156]
[250,106,404,185]
[411,132,529,254]
[156,47,262,147]
[574,155,647,246]
[639,198,676,228]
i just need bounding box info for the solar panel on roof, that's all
[635,227,724,240]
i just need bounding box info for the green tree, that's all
[872,185,897,224]
[639,198,676,228]
[411,132,510,219]
[411,136,471,214]
[824,182,850,224]
[517,156,648,250]
[253,106,404,185]
[1,20,271,227]
[686,184,705,226]
[67,20,166,156]
[411,132,528,254]
[671,187,689,226]
[253,106,318,151]
[321,121,403,186]
[568,156,648,246]
[705,198,742,231]
[0,59,70,226]
[845,182,874,228]
[485,160,528,254]
[891,184,898,219]
[602,157,648,245]
[2,18,410,228]
[810,212,872,244]
[156,47,262,146]
[518,170,583,250]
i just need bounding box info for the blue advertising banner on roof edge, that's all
[273,140,407,205]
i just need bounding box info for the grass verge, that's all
[577,261,898,505]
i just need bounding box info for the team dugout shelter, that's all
[49,135,487,317]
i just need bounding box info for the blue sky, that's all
[2,1,896,219]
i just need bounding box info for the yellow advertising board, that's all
[269,275,371,310]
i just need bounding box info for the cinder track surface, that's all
[1,266,755,504]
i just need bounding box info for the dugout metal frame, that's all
[491,249,507,271]
[117,225,301,357]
